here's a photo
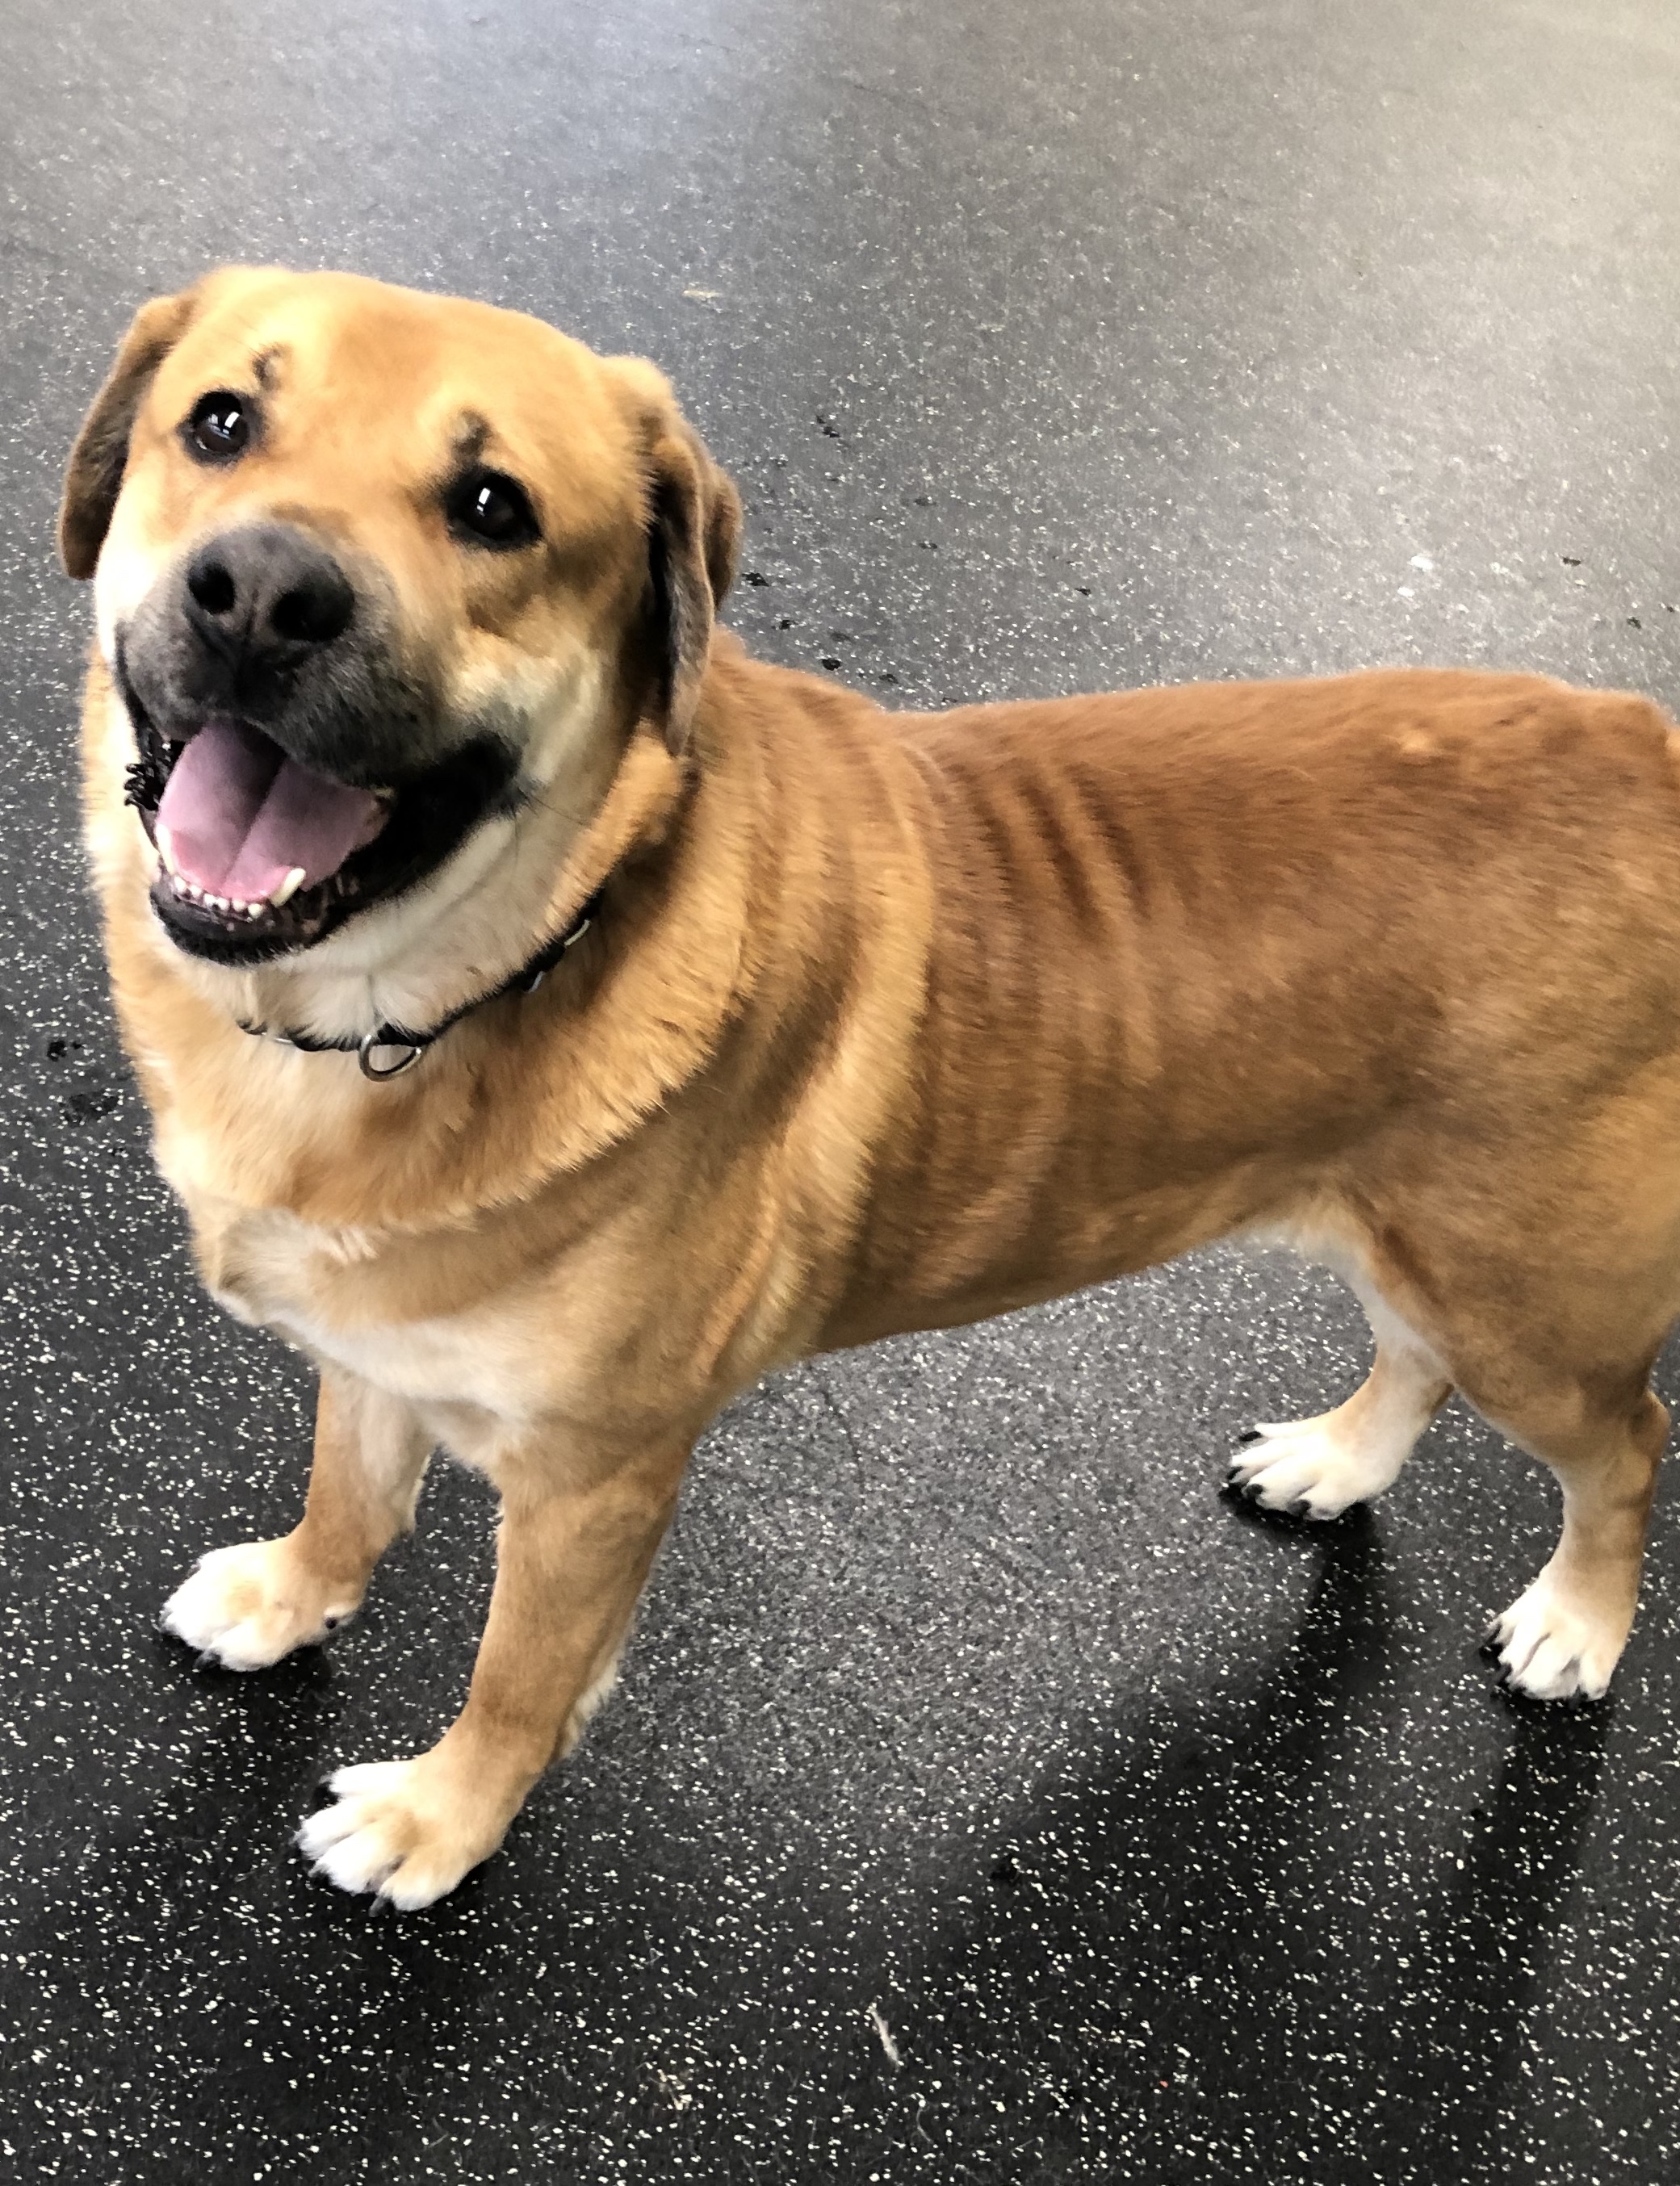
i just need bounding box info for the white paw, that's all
[1485,1564,1628,1702]
[1224,1413,1406,1519]
[161,1538,361,1671]
[297,1753,517,1908]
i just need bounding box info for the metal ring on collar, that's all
[522,913,593,995]
[358,1030,424,1081]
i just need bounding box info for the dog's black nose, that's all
[182,524,354,663]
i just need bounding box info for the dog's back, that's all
[822,668,1680,1341]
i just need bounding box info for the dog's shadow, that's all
[889,1511,1607,2181]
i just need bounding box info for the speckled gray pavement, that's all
[2,2,1678,2180]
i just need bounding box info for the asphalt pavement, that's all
[0,2,1677,2179]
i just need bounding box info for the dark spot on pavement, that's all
[65,1084,119,1121]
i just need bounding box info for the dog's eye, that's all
[185,391,253,463]
[446,468,541,551]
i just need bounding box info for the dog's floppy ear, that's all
[59,288,200,580]
[615,360,741,754]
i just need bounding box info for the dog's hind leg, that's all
[1313,1151,1675,1703]
[1375,1150,1678,1702]
[1475,1368,1668,1703]
[161,1367,432,1670]
[1226,1281,1453,1520]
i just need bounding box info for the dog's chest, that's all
[188,1194,557,1427]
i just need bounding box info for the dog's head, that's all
[61,267,739,977]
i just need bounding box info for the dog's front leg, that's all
[296,1425,693,1908]
[161,1365,431,1669]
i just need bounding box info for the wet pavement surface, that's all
[1,2,1678,2179]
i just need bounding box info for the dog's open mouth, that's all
[119,655,525,966]
[154,716,392,934]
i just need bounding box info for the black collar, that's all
[237,890,602,1082]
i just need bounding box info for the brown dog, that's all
[61,267,1680,1906]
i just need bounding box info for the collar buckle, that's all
[358,1030,424,1081]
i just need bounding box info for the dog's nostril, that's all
[186,559,237,617]
[270,572,353,647]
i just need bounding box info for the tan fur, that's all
[65,269,1680,1903]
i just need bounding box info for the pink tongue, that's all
[155,718,386,902]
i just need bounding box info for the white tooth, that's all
[156,823,179,878]
[269,867,308,909]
